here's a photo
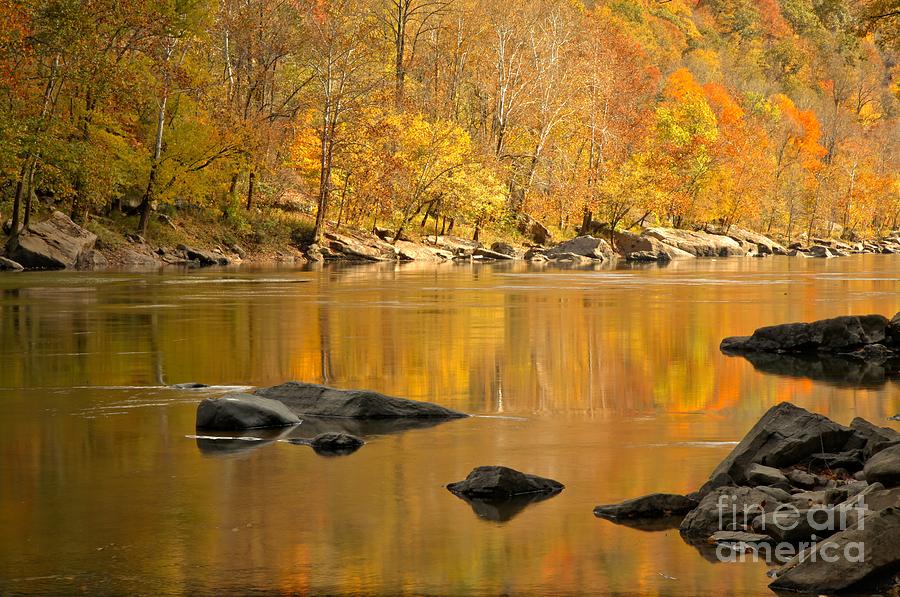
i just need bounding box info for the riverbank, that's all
[2,208,899,271]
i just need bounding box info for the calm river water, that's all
[1,255,898,596]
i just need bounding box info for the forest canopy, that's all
[1,0,898,244]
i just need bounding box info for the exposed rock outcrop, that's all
[593,493,697,520]
[5,211,97,269]
[643,227,746,257]
[544,235,615,262]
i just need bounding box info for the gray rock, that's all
[255,381,467,419]
[545,235,615,261]
[179,245,230,266]
[644,227,746,257]
[755,486,793,503]
[75,249,108,270]
[849,417,900,459]
[699,402,854,491]
[747,463,789,487]
[769,507,900,593]
[787,469,818,489]
[808,244,836,258]
[864,444,900,487]
[593,493,697,519]
[5,211,97,269]
[809,449,865,473]
[680,486,780,538]
[0,256,24,271]
[447,466,564,499]
[611,230,694,260]
[473,247,513,261]
[196,393,301,430]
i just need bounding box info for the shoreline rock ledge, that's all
[592,402,900,594]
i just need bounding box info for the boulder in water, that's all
[255,381,467,419]
[447,466,563,500]
[196,393,301,430]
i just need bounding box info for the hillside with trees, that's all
[1,0,898,252]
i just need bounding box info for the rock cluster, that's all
[593,401,900,594]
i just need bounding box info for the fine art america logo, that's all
[715,494,868,563]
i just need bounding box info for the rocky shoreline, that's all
[2,211,899,271]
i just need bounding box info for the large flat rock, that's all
[6,211,97,269]
[196,393,301,430]
[644,227,746,257]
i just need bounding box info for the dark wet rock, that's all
[593,493,697,520]
[178,244,230,266]
[545,235,615,261]
[453,491,560,522]
[843,343,896,362]
[789,490,830,508]
[5,211,97,269]
[490,242,517,257]
[625,250,667,262]
[864,444,900,487]
[255,381,467,419]
[723,350,900,389]
[787,469,818,489]
[680,486,780,538]
[808,450,865,473]
[700,402,854,490]
[0,256,24,271]
[769,507,900,594]
[309,432,364,456]
[446,466,563,500]
[710,530,773,545]
[746,464,789,488]
[171,382,210,389]
[602,515,686,532]
[644,227,746,257]
[849,417,900,459]
[721,314,891,354]
[196,393,301,430]
[755,486,793,503]
[752,507,845,543]
[75,248,108,270]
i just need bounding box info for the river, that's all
[1,255,898,596]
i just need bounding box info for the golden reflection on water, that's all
[0,256,898,595]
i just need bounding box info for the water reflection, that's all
[0,256,898,595]
[450,490,563,523]
[723,350,900,389]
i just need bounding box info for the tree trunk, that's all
[10,160,28,234]
[246,171,255,210]
[138,93,168,235]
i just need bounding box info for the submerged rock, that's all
[196,393,301,430]
[769,507,900,594]
[593,493,697,520]
[255,381,467,419]
[309,432,364,456]
[6,211,97,269]
[447,466,563,500]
